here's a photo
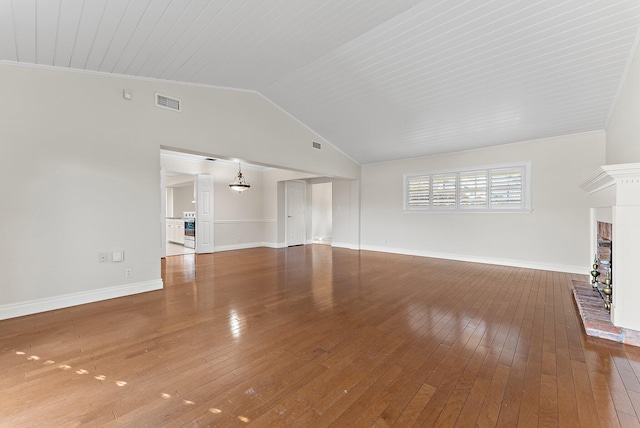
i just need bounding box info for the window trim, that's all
[403,161,532,213]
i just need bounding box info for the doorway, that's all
[164,172,196,257]
[284,180,333,247]
[311,182,332,245]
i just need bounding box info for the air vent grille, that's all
[312,141,322,150]
[155,93,181,112]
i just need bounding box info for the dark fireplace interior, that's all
[596,221,612,284]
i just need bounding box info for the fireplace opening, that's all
[596,221,612,286]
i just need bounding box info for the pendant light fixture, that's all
[229,162,250,193]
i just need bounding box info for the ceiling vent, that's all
[155,93,181,112]
[312,141,322,150]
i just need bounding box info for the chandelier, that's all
[229,163,250,193]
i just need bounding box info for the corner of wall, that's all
[605,31,640,164]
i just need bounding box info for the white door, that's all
[196,174,214,254]
[286,181,306,246]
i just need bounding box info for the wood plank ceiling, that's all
[1,0,639,164]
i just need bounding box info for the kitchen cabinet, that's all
[166,218,184,245]
[166,219,173,243]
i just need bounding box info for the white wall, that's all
[312,182,332,243]
[332,179,361,250]
[0,63,359,319]
[0,68,164,319]
[166,188,174,218]
[607,43,640,164]
[171,184,195,216]
[211,163,265,250]
[360,132,606,273]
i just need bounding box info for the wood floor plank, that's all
[371,343,450,426]
[475,363,511,427]
[414,354,470,426]
[452,345,495,427]
[618,411,640,428]
[328,364,404,427]
[588,348,638,418]
[539,373,559,427]
[433,340,489,426]
[516,271,544,428]
[496,355,527,426]
[0,246,639,426]
[556,348,580,428]
[573,359,603,427]
[392,382,437,427]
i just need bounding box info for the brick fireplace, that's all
[596,221,612,284]
[581,163,640,334]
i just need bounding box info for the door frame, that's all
[160,167,209,256]
[160,168,167,258]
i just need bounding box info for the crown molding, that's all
[581,163,640,194]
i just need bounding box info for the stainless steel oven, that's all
[184,217,195,249]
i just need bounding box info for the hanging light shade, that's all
[229,163,251,193]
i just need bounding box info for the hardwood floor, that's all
[2,245,640,427]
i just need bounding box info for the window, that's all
[490,168,522,207]
[432,174,456,207]
[459,171,487,208]
[407,175,430,207]
[404,162,531,212]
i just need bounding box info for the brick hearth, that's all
[572,280,640,346]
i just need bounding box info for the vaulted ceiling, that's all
[1,0,639,164]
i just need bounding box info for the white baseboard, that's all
[262,242,287,248]
[332,242,361,250]
[360,245,585,274]
[214,242,268,252]
[0,279,164,321]
[262,242,287,249]
[215,242,317,250]
[213,242,290,250]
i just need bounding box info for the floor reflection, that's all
[4,245,640,426]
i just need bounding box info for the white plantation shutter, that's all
[404,162,530,212]
[432,174,457,207]
[490,168,523,208]
[459,171,487,207]
[407,175,431,208]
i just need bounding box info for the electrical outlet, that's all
[125,267,133,278]
[98,253,107,263]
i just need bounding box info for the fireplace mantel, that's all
[582,163,640,194]
[581,162,640,331]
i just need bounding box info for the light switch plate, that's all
[112,251,124,263]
